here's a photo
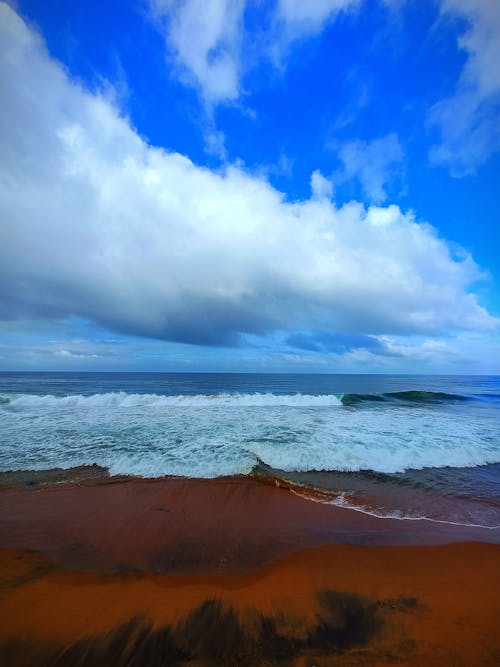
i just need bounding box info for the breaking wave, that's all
[0,392,343,409]
[0,389,473,411]
[1,386,498,480]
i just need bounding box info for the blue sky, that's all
[0,0,499,372]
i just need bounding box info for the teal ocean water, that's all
[1,372,499,528]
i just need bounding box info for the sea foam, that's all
[2,391,343,409]
[1,389,499,478]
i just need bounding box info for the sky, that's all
[0,0,499,373]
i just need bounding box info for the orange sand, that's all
[1,543,499,665]
[0,477,499,665]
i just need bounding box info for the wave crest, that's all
[1,391,343,409]
[341,390,467,406]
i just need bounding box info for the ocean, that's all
[1,372,499,529]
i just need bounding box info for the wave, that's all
[0,391,343,409]
[384,390,468,402]
[326,492,500,530]
[340,393,386,406]
[253,465,500,529]
[254,465,500,526]
[250,461,500,498]
[2,390,498,478]
[1,389,473,411]
[340,390,468,406]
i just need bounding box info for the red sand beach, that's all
[1,474,500,665]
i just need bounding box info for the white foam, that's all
[288,488,500,530]
[328,493,500,530]
[2,391,343,409]
[1,390,499,477]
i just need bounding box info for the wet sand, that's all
[1,474,499,574]
[1,475,500,665]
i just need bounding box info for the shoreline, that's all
[2,460,499,529]
[1,472,500,575]
[1,473,500,664]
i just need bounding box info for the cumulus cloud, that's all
[335,133,404,204]
[429,0,500,174]
[0,4,496,349]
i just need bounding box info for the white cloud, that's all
[429,0,500,174]
[276,0,360,35]
[149,0,500,180]
[0,4,496,349]
[310,170,334,200]
[150,0,359,103]
[150,0,245,103]
[336,133,404,204]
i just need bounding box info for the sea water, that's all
[1,372,499,527]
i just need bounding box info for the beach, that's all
[1,472,500,666]
[1,372,500,664]
[2,0,500,661]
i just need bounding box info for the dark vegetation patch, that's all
[0,617,187,667]
[175,598,295,665]
[51,616,188,667]
[307,590,382,652]
[0,589,417,666]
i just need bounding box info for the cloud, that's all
[335,133,404,204]
[268,329,500,373]
[150,0,245,103]
[150,0,359,103]
[148,0,500,180]
[286,331,385,354]
[310,170,334,200]
[429,0,500,174]
[274,0,360,39]
[0,4,496,351]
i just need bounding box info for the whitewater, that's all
[1,372,499,527]
[1,380,499,478]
